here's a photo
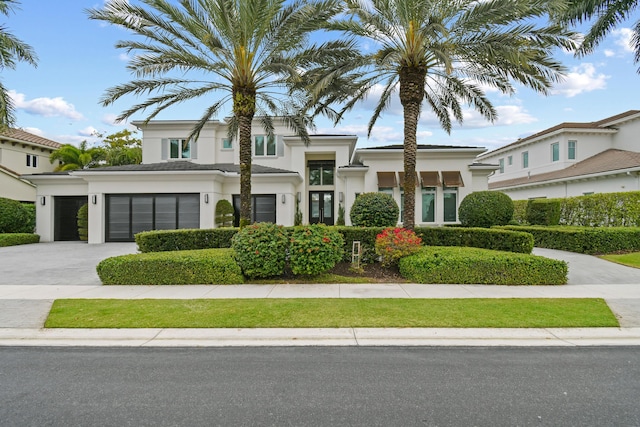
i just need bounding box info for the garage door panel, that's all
[131,196,154,235]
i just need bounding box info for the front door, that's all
[309,191,334,225]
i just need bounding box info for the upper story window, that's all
[507,155,513,166]
[222,138,232,150]
[498,158,504,173]
[522,151,529,168]
[255,135,276,156]
[551,142,559,162]
[308,160,335,186]
[568,140,576,160]
[170,139,191,159]
[26,154,37,168]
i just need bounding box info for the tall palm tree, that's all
[87,0,342,227]
[49,141,104,171]
[558,0,640,70]
[307,0,576,229]
[0,0,37,129]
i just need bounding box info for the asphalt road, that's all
[1,346,639,426]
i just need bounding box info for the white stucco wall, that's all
[501,173,640,200]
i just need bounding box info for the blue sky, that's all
[4,1,640,153]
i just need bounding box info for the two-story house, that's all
[24,118,496,243]
[0,128,62,202]
[477,110,640,200]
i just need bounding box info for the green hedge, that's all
[559,191,640,227]
[399,246,567,285]
[136,228,239,253]
[332,226,384,263]
[0,233,40,247]
[526,199,561,226]
[512,200,528,224]
[414,226,533,254]
[500,225,640,254]
[96,248,243,285]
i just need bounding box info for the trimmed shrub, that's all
[23,203,36,232]
[77,203,88,241]
[215,199,234,227]
[559,191,640,227]
[500,225,640,254]
[96,248,244,285]
[375,227,422,266]
[459,191,514,228]
[512,200,528,225]
[0,233,40,247]
[0,197,34,233]
[289,225,344,275]
[136,228,238,252]
[231,223,289,278]
[333,226,385,263]
[526,199,561,226]
[414,226,533,254]
[350,193,399,227]
[399,246,567,285]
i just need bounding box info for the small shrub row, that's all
[399,246,567,285]
[135,228,238,253]
[0,197,35,234]
[414,226,534,254]
[0,233,40,247]
[500,225,640,254]
[96,248,243,285]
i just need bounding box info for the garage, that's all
[106,194,200,242]
[54,196,88,241]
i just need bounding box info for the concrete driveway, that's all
[0,242,138,286]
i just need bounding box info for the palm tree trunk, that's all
[399,66,426,230]
[234,87,256,228]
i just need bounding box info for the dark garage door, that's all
[106,194,200,242]
[54,196,88,241]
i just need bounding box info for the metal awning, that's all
[419,171,441,187]
[441,171,465,187]
[376,171,397,188]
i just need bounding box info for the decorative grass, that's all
[44,298,618,329]
[600,252,640,269]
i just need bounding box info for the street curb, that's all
[1,327,640,347]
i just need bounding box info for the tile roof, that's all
[74,162,297,174]
[0,128,62,149]
[489,149,640,189]
[482,110,640,157]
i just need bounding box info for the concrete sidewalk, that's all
[0,243,639,347]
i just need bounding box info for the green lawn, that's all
[45,298,618,329]
[601,252,640,269]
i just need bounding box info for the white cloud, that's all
[21,127,45,137]
[118,53,130,62]
[9,90,84,121]
[550,63,608,97]
[604,49,615,57]
[316,123,406,146]
[419,104,536,130]
[78,126,99,137]
[101,113,124,126]
[612,28,635,53]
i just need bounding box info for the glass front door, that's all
[309,191,334,225]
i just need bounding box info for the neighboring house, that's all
[24,118,496,243]
[0,128,62,202]
[477,110,640,200]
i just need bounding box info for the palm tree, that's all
[0,0,37,128]
[558,0,640,70]
[49,141,104,171]
[307,0,576,229]
[87,0,342,227]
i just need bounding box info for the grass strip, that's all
[45,298,618,329]
[600,252,640,269]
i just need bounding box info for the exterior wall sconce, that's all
[296,192,301,202]
[40,196,45,206]
[91,195,97,205]
[339,192,344,203]
[281,194,286,204]
[204,194,209,204]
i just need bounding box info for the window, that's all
[568,140,576,160]
[508,155,513,166]
[254,135,276,156]
[421,188,436,222]
[522,151,529,168]
[498,158,504,173]
[308,161,335,186]
[551,142,559,162]
[443,187,458,222]
[26,154,37,168]
[232,194,276,226]
[222,138,232,149]
[170,139,191,159]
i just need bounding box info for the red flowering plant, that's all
[374,227,422,267]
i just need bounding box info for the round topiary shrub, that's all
[289,224,344,275]
[231,222,289,278]
[350,193,399,227]
[77,203,89,241]
[0,197,34,234]
[458,191,514,228]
